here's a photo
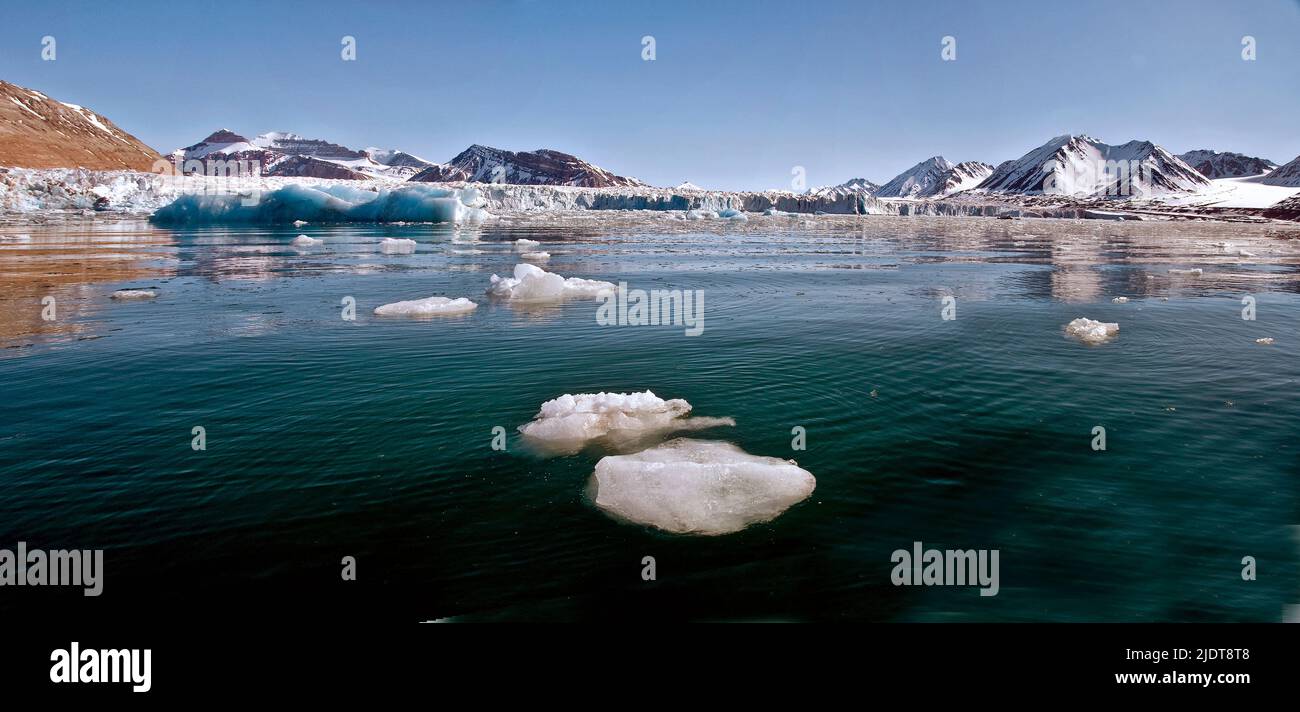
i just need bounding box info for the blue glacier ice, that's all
[150,184,490,224]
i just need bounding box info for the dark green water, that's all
[1,216,1297,621]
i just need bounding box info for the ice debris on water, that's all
[379,237,417,254]
[111,289,157,300]
[590,438,816,536]
[373,296,477,316]
[520,251,551,261]
[517,390,735,453]
[487,263,614,302]
[1111,296,1129,303]
[150,184,491,224]
[1169,268,1203,276]
[1256,337,1275,345]
[1065,317,1119,344]
[291,235,322,247]
[513,238,541,250]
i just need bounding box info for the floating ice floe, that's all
[518,391,735,454]
[1111,296,1129,303]
[487,263,615,302]
[373,296,477,317]
[520,251,551,261]
[379,237,417,254]
[150,184,491,224]
[450,248,485,255]
[1169,268,1203,276]
[111,289,157,300]
[718,208,748,221]
[685,209,718,220]
[1065,317,1119,344]
[514,238,541,250]
[590,438,816,535]
[291,235,322,247]
[293,220,309,227]
[1256,337,1275,345]
[763,208,793,216]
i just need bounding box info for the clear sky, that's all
[2,0,1298,190]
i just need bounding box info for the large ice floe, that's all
[590,438,816,535]
[150,184,491,224]
[487,263,615,302]
[373,296,477,317]
[517,390,735,455]
[1065,317,1119,344]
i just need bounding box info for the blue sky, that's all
[2,0,1298,190]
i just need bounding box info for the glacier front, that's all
[149,183,491,224]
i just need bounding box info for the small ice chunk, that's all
[764,208,793,216]
[487,263,614,302]
[1065,318,1119,344]
[1238,250,1256,258]
[450,248,485,255]
[591,438,816,535]
[1111,296,1129,303]
[685,209,718,220]
[292,235,322,247]
[718,208,747,221]
[1169,268,1203,276]
[518,390,734,453]
[379,237,417,254]
[520,251,551,260]
[1256,337,1275,345]
[373,296,477,316]
[111,289,157,300]
[514,238,541,250]
[293,220,309,227]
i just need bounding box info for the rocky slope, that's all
[1260,154,1300,187]
[0,80,162,171]
[1177,149,1276,178]
[408,144,644,188]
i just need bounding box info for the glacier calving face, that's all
[149,183,491,224]
[518,391,735,454]
[486,263,615,302]
[590,438,816,535]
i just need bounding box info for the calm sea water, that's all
[1,215,1297,622]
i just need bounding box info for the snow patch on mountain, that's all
[976,135,1208,198]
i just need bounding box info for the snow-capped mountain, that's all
[976,135,1209,197]
[812,177,880,196]
[170,129,433,179]
[1177,150,1276,179]
[1260,154,1300,187]
[0,80,162,171]
[408,144,644,188]
[875,157,992,198]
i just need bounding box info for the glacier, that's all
[590,438,816,535]
[149,183,491,224]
